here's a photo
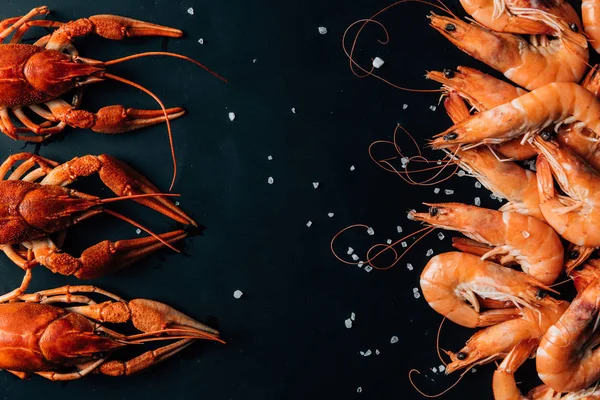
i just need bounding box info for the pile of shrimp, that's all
[334,0,600,398]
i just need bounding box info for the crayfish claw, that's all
[88,15,183,40]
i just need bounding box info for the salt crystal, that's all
[426,249,434,257]
[401,241,407,248]
[350,165,355,171]
[291,107,296,114]
[397,226,403,233]
[403,104,408,110]
[401,157,409,165]
[474,197,481,206]
[432,367,438,373]
[434,188,440,194]
[328,212,334,218]
[360,351,365,356]
[351,254,359,261]
[414,292,421,299]
[345,318,353,328]
[475,182,482,188]
[429,105,437,111]
[228,112,235,121]
[437,160,442,165]
[490,193,497,200]
[135,228,141,235]
[439,365,446,372]
[358,261,364,268]
[318,26,328,34]
[268,177,274,184]
[367,227,375,236]
[351,312,356,321]
[375,349,380,355]
[390,336,399,344]
[437,232,445,240]
[472,368,477,373]
[233,290,243,299]
[522,230,530,238]
[198,38,204,45]
[306,221,312,227]
[413,288,419,293]
[444,189,454,195]
[386,239,392,245]
[364,265,372,272]
[175,201,180,206]
[372,57,384,68]
[407,210,416,220]
[357,387,363,393]
[347,247,354,255]
[268,155,273,160]
[363,349,372,357]
[252,58,257,63]
[407,263,414,271]
[457,170,465,177]
[312,182,319,189]
[187,7,194,15]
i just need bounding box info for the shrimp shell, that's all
[583,0,600,52]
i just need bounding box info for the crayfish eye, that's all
[569,23,579,32]
[429,207,438,217]
[541,131,553,141]
[443,132,458,141]
[456,352,467,360]
[536,289,547,299]
[445,23,456,32]
[443,69,455,79]
[569,250,580,259]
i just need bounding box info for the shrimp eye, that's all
[456,352,467,360]
[569,23,579,32]
[540,131,553,141]
[429,207,438,217]
[445,23,456,32]
[536,289,547,299]
[569,250,580,259]
[443,69,455,79]
[443,132,458,141]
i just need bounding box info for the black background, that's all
[0,0,585,399]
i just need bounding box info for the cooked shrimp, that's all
[533,136,600,247]
[570,260,600,292]
[492,338,539,400]
[583,0,600,52]
[564,244,597,275]
[410,204,563,284]
[446,300,567,373]
[431,83,600,149]
[420,252,558,328]
[537,279,600,392]
[429,13,588,91]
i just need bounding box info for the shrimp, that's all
[570,260,600,292]
[431,83,600,150]
[429,13,588,91]
[492,338,539,400]
[532,135,600,247]
[445,301,567,373]
[564,244,597,275]
[420,252,559,328]
[583,0,600,52]
[536,279,600,392]
[410,204,563,285]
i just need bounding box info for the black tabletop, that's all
[0,0,583,399]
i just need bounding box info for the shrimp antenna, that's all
[102,209,179,252]
[100,193,180,203]
[100,52,228,83]
[408,365,472,398]
[366,226,435,270]
[436,317,448,366]
[103,73,178,191]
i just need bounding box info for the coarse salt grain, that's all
[403,104,408,110]
[397,226,403,233]
[390,336,399,344]
[457,170,465,177]
[360,351,365,356]
[386,239,392,245]
[414,292,421,299]
[364,265,372,272]
[437,232,445,240]
[363,350,372,357]
[233,290,243,299]
[350,165,355,171]
[228,112,235,121]
[434,187,440,194]
[328,213,334,218]
[475,182,482,188]
[291,107,296,114]
[432,367,438,373]
[426,249,434,257]
[268,155,273,160]
[187,7,194,15]
[357,387,363,393]
[198,38,204,44]
[306,221,312,227]
[345,318,353,328]
[413,288,419,293]
[351,312,356,321]
[175,201,180,206]
[318,26,328,34]
[407,263,413,271]
[252,58,257,63]
[472,368,477,373]
[474,197,481,206]
[351,254,359,261]
[268,177,274,184]
[347,247,354,255]
[444,189,454,195]
[490,193,497,200]
[376,349,380,355]
[358,261,364,268]
[429,105,437,111]
[439,365,445,372]
[367,227,375,236]
[312,182,319,189]
[522,230,530,238]
[372,57,384,68]
[135,228,141,235]
[401,241,407,248]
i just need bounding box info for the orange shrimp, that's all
[410,204,563,284]
[492,339,539,400]
[564,244,597,275]
[420,252,558,328]
[431,83,600,149]
[429,13,588,91]
[445,301,567,373]
[536,279,600,392]
[570,260,600,292]
[533,136,600,247]
[583,0,600,52]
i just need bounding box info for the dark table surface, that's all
[0,0,587,399]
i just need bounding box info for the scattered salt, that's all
[386,239,392,245]
[363,349,372,357]
[413,288,419,293]
[400,157,410,166]
[414,292,421,299]
[345,318,353,329]
[432,367,438,373]
[522,230,530,238]
[306,221,312,228]
[397,226,403,233]
[198,38,204,45]
[318,26,328,34]
[350,165,355,171]
[135,228,141,235]
[175,201,180,206]
[351,254,359,261]
[475,182,482,188]
[434,187,440,194]
[474,197,481,206]
[228,112,235,121]
[372,57,384,68]
[375,349,380,355]
[364,265,372,272]
[437,232,445,240]
[268,155,273,160]
[426,249,434,257]
[429,105,437,111]
[472,368,477,373]
[403,104,408,110]
[187,7,194,15]
[357,387,363,393]
[268,177,274,184]
[351,312,356,321]
[347,247,354,255]
[444,189,454,195]
[328,213,334,218]
[390,336,399,344]
[437,160,442,165]
[312,182,319,189]
[252,59,257,63]
[367,227,375,236]
[358,261,364,268]
[401,241,407,248]
[233,290,243,299]
[406,263,413,271]
[439,365,446,372]
[291,107,296,114]
[490,193,497,200]
[457,170,465,177]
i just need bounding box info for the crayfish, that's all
[0,152,196,302]
[0,284,222,380]
[0,6,226,189]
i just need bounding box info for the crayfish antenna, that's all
[100,193,180,203]
[102,209,179,252]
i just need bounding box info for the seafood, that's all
[429,13,588,91]
[533,136,600,247]
[420,252,558,328]
[583,0,600,52]
[537,279,600,392]
[432,83,600,149]
[0,152,195,301]
[564,244,597,274]
[0,285,222,380]
[492,339,539,400]
[0,6,226,188]
[409,204,563,285]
